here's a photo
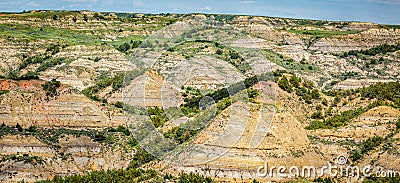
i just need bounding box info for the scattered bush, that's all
[117,42,131,53]
[42,79,61,97]
[341,44,400,57]
[19,71,39,80]
[82,70,144,103]
[290,75,301,88]
[278,76,292,92]
[350,136,383,161]
[311,111,323,119]
[107,125,131,136]
[1,66,20,80]
[37,166,213,183]
[36,58,70,72]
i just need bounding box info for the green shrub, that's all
[341,44,400,57]
[82,70,143,103]
[311,111,323,119]
[42,79,61,97]
[36,58,70,72]
[176,172,213,183]
[117,42,131,52]
[349,149,362,161]
[247,88,260,102]
[15,123,23,132]
[350,136,384,162]
[396,118,400,129]
[147,107,169,128]
[278,76,292,92]
[0,90,10,96]
[114,101,124,108]
[290,75,301,88]
[19,71,39,80]
[164,127,198,144]
[129,146,156,168]
[37,165,213,183]
[358,82,400,108]
[306,106,366,129]
[2,66,20,80]
[107,125,131,136]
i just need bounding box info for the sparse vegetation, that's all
[287,29,360,38]
[275,72,320,104]
[147,107,169,128]
[0,124,132,148]
[306,100,390,130]
[82,69,144,103]
[0,154,44,166]
[350,136,384,162]
[169,40,251,74]
[42,79,61,97]
[263,49,318,71]
[340,44,400,57]
[165,74,266,144]
[37,169,213,183]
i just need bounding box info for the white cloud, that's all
[240,0,255,4]
[201,6,212,11]
[27,2,40,7]
[68,4,82,7]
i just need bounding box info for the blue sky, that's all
[1,0,399,24]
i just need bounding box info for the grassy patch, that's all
[286,29,361,38]
[82,69,144,103]
[326,82,400,109]
[306,100,391,130]
[0,23,103,45]
[263,49,318,71]
[378,24,400,29]
[339,44,400,57]
[0,154,44,165]
[0,11,79,20]
[109,35,146,47]
[170,40,252,74]
[0,124,131,149]
[285,29,361,48]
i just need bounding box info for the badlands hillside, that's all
[0,11,399,182]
